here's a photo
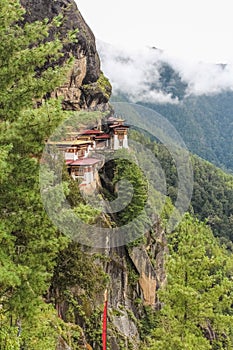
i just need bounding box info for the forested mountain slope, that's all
[141,91,233,172]
[0,1,233,350]
[131,131,233,242]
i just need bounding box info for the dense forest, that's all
[141,92,233,173]
[0,1,233,349]
[131,131,233,242]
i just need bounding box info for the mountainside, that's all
[0,2,167,349]
[98,42,233,172]
[1,2,233,350]
[129,131,233,242]
[139,92,233,173]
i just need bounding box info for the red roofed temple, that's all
[46,116,129,187]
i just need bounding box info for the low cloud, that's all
[97,40,233,103]
[97,41,179,104]
[170,60,233,95]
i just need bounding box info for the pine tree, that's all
[0,1,73,348]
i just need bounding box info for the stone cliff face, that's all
[20,0,111,110]
[104,223,167,349]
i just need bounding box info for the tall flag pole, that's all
[102,289,108,350]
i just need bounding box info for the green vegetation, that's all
[124,131,233,348]
[130,130,233,242]
[97,71,112,99]
[82,71,112,101]
[140,91,233,173]
[0,2,107,349]
[0,1,68,347]
[113,151,148,226]
[1,1,233,349]
[143,215,233,349]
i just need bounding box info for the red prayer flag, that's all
[102,290,108,350]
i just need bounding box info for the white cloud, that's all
[97,41,233,102]
[169,59,233,95]
[97,41,179,104]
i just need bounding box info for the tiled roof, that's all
[68,158,101,166]
[81,129,103,135]
[47,140,92,146]
[95,134,110,139]
[66,160,74,165]
[109,124,129,128]
[108,117,125,122]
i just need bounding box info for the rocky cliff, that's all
[20,0,111,110]
[20,1,167,349]
[105,225,167,349]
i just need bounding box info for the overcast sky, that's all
[75,0,233,63]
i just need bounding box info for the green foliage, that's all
[130,130,233,241]
[145,215,233,349]
[140,91,233,173]
[0,1,79,348]
[2,2,233,348]
[0,0,71,123]
[0,145,12,183]
[51,242,108,300]
[73,203,102,225]
[96,71,112,99]
[113,150,149,225]
[19,304,58,350]
[82,71,112,101]
[49,240,109,348]
[191,156,233,240]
